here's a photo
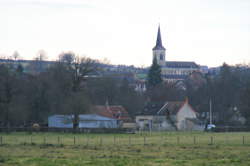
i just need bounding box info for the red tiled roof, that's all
[92,105,132,122]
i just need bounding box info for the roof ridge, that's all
[166,61,197,63]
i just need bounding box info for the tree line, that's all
[1,53,250,128]
[0,53,145,128]
[187,63,250,126]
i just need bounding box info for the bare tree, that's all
[35,50,47,61]
[12,51,20,61]
[28,50,48,74]
[59,52,74,65]
[58,52,99,130]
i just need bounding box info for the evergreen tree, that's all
[16,64,24,74]
[147,57,162,88]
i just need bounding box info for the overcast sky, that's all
[1,0,250,67]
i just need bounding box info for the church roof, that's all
[165,61,199,68]
[152,26,166,51]
[162,74,188,80]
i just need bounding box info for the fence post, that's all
[242,136,245,145]
[86,137,89,146]
[193,136,196,145]
[210,136,213,145]
[57,136,60,145]
[100,137,102,146]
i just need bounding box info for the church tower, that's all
[152,25,166,66]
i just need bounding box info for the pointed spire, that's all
[156,25,163,46]
[153,25,165,50]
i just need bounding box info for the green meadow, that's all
[0,132,250,166]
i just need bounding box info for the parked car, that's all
[207,124,216,130]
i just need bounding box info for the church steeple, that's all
[152,25,166,66]
[153,25,165,51]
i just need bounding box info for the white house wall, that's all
[176,103,197,130]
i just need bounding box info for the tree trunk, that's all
[73,114,79,133]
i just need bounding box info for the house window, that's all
[160,54,164,60]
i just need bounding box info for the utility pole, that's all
[209,99,212,124]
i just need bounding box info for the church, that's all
[152,26,200,81]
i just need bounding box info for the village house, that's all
[136,99,204,131]
[136,102,175,131]
[165,99,204,131]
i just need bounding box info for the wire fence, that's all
[0,134,249,146]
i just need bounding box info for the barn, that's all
[48,115,73,128]
[78,114,119,128]
[48,114,120,129]
[48,105,131,129]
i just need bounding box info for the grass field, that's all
[0,132,250,166]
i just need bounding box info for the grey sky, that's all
[1,0,250,67]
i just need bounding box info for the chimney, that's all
[105,99,112,113]
[105,99,109,109]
